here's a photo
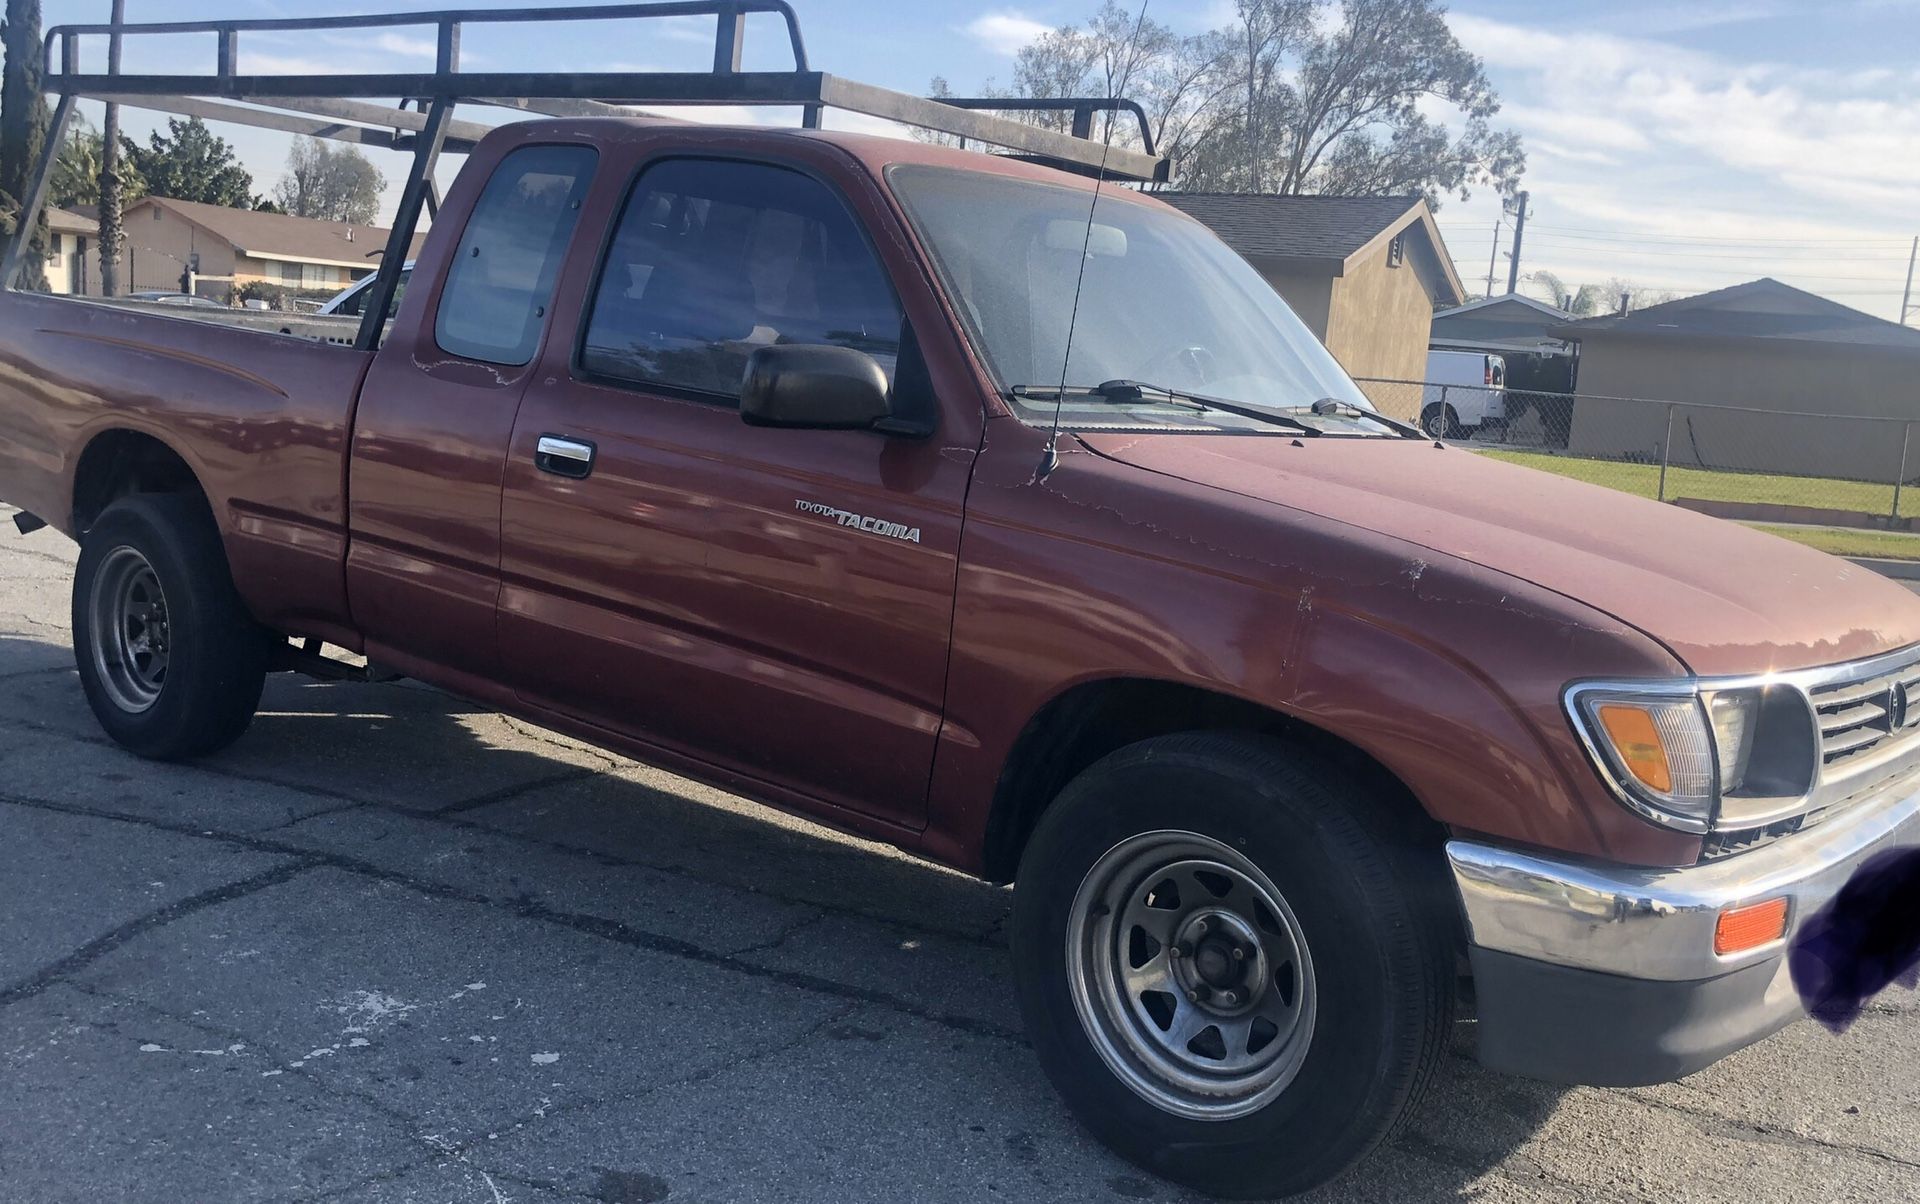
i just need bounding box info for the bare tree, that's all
[275,137,384,226]
[943,0,1525,207]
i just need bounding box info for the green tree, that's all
[274,137,384,225]
[47,115,145,210]
[122,116,254,208]
[0,0,49,289]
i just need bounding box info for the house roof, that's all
[46,206,96,236]
[132,196,427,270]
[1154,192,1467,305]
[1431,293,1575,355]
[1553,278,1920,351]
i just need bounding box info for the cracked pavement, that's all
[1,508,1917,1203]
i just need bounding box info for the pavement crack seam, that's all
[292,1003,863,1204]
[0,858,321,1009]
[0,665,72,684]
[1622,1089,1920,1171]
[65,980,425,1138]
[432,765,601,817]
[415,807,1007,952]
[0,792,1025,1045]
[724,908,832,958]
[496,715,630,771]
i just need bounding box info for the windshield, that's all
[888,165,1379,433]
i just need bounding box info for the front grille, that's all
[1809,651,1920,767]
[1699,813,1808,861]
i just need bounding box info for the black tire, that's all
[1420,403,1463,440]
[71,493,273,759]
[1011,733,1454,1199]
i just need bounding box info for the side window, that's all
[436,145,597,366]
[580,158,902,398]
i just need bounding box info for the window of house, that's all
[435,144,598,366]
[579,158,902,398]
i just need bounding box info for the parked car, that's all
[316,262,414,317]
[125,290,225,309]
[5,113,1919,1201]
[1421,348,1506,438]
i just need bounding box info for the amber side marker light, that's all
[1595,703,1673,793]
[1715,897,1790,956]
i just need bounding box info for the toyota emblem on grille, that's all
[1893,681,1912,730]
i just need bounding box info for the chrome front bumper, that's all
[1446,765,1920,1085]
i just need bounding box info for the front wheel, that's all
[1011,734,1454,1199]
[72,494,273,759]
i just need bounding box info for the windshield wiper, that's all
[1009,380,1322,436]
[1291,397,1424,439]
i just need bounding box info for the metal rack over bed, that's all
[3,0,1168,350]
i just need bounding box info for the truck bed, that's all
[0,291,371,638]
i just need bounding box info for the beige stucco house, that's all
[1158,193,1468,416]
[57,197,426,301]
[44,206,97,295]
[1557,279,1920,485]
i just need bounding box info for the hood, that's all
[1078,432,1920,676]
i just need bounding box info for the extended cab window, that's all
[436,145,597,366]
[580,158,901,398]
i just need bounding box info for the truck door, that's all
[346,144,597,681]
[496,153,978,829]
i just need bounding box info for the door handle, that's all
[535,434,596,479]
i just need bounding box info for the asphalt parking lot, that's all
[1,505,1916,1204]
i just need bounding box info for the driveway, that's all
[1,507,1916,1203]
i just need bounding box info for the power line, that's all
[1501,224,1911,245]
[1440,238,1911,263]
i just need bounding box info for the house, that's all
[1157,193,1468,414]
[61,197,427,302]
[44,207,97,296]
[1428,293,1575,394]
[1554,278,1920,483]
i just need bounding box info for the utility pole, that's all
[1484,218,1500,299]
[98,0,126,297]
[1505,189,1530,295]
[1902,235,1917,326]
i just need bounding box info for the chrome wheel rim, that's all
[88,546,171,714]
[1066,830,1315,1121]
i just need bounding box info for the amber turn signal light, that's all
[1595,703,1673,793]
[1715,897,1790,956]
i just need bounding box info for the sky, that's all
[37,0,1920,321]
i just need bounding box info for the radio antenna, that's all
[1039,0,1152,481]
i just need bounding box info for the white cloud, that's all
[1497,105,1649,153]
[1436,13,1919,316]
[966,12,1051,56]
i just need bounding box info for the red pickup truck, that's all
[4,15,1919,1199]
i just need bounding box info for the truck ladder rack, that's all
[5,1,1165,342]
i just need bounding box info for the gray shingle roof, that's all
[137,196,427,268]
[1154,193,1424,263]
[1554,278,1920,350]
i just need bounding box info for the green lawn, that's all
[1481,450,1920,562]
[1747,524,1920,562]
[1481,450,1917,520]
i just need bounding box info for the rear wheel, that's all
[72,494,273,759]
[1012,733,1453,1199]
[1420,403,1463,440]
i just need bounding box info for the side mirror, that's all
[740,345,891,430]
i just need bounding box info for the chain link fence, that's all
[1353,377,1920,533]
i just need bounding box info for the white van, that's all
[1421,350,1506,439]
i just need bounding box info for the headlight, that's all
[1567,682,1818,833]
